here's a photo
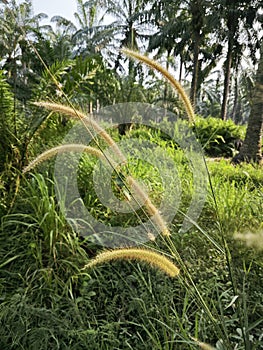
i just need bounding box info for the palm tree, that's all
[47,0,111,59]
[148,0,223,109]
[0,0,48,102]
[147,0,189,93]
[74,0,97,28]
[48,15,77,60]
[98,0,150,76]
[219,0,261,120]
[232,41,263,164]
[72,0,114,57]
[189,0,205,106]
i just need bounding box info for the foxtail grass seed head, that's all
[33,101,171,241]
[147,232,156,241]
[22,144,106,173]
[127,176,170,236]
[121,48,195,122]
[84,248,180,277]
[190,337,216,350]
[34,102,126,163]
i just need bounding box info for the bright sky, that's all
[31,0,77,24]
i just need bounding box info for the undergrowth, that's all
[1,142,263,349]
[0,49,263,350]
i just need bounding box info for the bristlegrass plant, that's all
[22,144,117,174]
[25,101,171,238]
[119,49,263,349]
[121,48,195,122]
[20,49,229,348]
[22,49,231,347]
[2,40,263,349]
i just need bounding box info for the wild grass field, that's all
[1,0,263,348]
[0,118,262,349]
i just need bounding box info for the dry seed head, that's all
[34,102,126,163]
[234,231,263,250]
[22,144,114,174]
[121,48,195,122]
[33,101,170,239]
[127,176,170,236]
[190,337,215,350]
[147,232,156,241]
[84,248,179,277]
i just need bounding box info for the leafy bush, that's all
[192,116,246,157]
[132,116,246,158]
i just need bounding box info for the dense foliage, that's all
[1,130,263,349]
[0,0,262,120]
[193,116,246,157]
[0,1,263,349]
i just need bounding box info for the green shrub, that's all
[192,116,246,157]
[132,116,246,158]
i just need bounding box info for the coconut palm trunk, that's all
[189,0,204,107]
[190,34,201,107]
[220,35,233,120]
[232,43,263,164]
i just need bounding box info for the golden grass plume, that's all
[127,176,170,236]
[34,102,126,163]
[22,144,116,174]
[30,102,171,237]
[84,248,180,277]
[121,48,195,122]
[234,230,263,250]
[190,336,216,350]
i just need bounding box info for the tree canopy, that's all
[0,0,262,163]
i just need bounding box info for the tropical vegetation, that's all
[0,0,263,349]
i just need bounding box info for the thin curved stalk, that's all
[34,102,126,163]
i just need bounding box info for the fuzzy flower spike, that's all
[121,48,195,122]
[84,248,180,278]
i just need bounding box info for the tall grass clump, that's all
[0,174,92,349]
[1,47,263,349]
